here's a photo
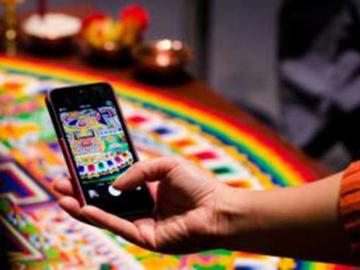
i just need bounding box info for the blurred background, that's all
[2,0,355,171]
[13,0,280,119]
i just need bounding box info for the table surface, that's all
[15,5,328,178]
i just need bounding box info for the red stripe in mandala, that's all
[334,265,354,270]
[193,151,218,160]
[127,115,148,124]
[1,55,317,181]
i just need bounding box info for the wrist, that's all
[211,184,260,250]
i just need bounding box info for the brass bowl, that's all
[77,39,131,65]
[77,34,143,65]
[133,39,192,76]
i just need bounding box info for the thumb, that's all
[112,156,182,190]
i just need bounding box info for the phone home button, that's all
[108,185,122,197]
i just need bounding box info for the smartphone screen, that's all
[47,83,154,218]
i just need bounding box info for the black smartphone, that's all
[46,82,154,218]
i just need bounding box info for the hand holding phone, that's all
[54,156,232,254]
[46,82,154,218]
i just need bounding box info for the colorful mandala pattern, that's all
[0,56,353,270]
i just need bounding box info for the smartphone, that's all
[46,82,154,218]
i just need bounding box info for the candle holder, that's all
[133,39,192,76]
[77,38,135,66]
[1,0,23,56]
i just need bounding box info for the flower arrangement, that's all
[80,5,149,52]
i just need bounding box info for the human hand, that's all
[53,156,253,254]
[53,159,360,264]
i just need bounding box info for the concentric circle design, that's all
[0,56,351,270]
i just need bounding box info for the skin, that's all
[53,156,359,265]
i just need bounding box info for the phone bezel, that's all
[46,82,154,218]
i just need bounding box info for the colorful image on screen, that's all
[60,103,134,184]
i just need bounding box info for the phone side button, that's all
[108,185,122,197]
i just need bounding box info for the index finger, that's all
[112,156,182,190]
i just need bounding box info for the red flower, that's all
[82,12,108,30]
[120,5,149,31]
